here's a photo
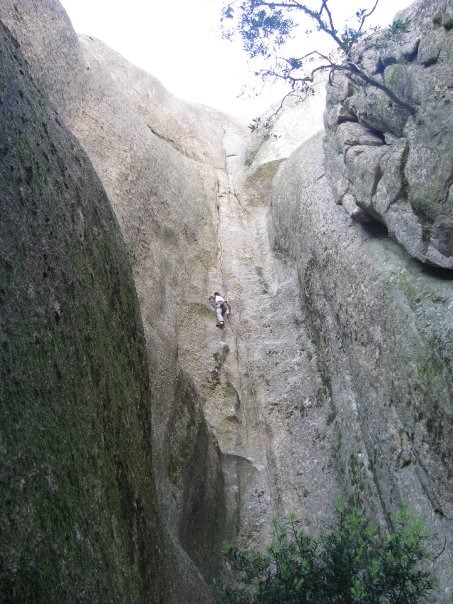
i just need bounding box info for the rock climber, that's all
[208,291,231,328]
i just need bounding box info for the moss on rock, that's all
[0,23,165,603]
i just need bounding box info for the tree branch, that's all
[222,0,419,120]
[345,61,417,114]
[356,0,380,37]
[320,0,336,33]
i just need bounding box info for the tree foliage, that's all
[221,0,415,121]
[218,500,435,603]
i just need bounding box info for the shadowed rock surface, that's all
[0,21,165,602]
[1,0,452,601]
[1,2,230,601]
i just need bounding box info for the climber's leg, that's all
[216,306,224,325]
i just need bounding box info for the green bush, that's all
[218,500,434,603]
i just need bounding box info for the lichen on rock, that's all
[324,0,453,269]
[2,0,453,601]
[0,21,165,602]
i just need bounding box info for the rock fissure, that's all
[1,0,452,600]
[145,123,206,165]
[201,121,339,550]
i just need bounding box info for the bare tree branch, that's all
[320,0,336,33]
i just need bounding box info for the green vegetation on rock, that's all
[0,23,164,603]
[218,500,434,603]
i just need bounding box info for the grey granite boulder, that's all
[0,21,165,602]
[270,131,453,600]
[324,0,453,268]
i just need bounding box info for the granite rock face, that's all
[0,21,165,602]
[1,0,336,597]
[324,0,453,268]
[270,132,453,599]
[2,0,453,601]
[1,1,231,600]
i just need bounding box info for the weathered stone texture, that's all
[1,1,226,600]
[324,0,453,268]
[1,0,337,594]
[2,0,453,600]
[270,132,453,600]
[0,21,165,602]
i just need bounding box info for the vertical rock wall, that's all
[1,0,337,594]
[1,1,230,599]
[270,132,453,599]
[181,110,338,553]
[0,22,165,602]
[2,0,452,600]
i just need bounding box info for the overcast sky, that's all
[59,0,413,122]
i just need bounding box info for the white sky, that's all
[59,0,413,122]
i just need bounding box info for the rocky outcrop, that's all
[2,0,452,600]
[1,0,336,594]
[187,121,338,553]
[1,1,230,599]
[64,35,229,604]
[270,131,453,598]
[324,0,453,269]
[0,22,165,602]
